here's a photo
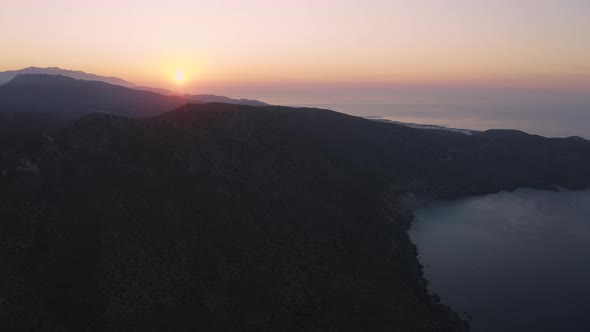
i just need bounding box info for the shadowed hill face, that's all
[0,74,270,116]
[154,104,590,195]
[0,111,77,188]
[130,88,271,107]
[1,103,590,331]
[186,94,270,106]
[0,67,135,87]
[0,74,188,117]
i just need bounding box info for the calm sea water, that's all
[409,189,590,332]
[293,95,590,139]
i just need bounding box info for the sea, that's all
[290,88,590,138]
[410,188,590,332]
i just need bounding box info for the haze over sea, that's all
[281,86,590,139]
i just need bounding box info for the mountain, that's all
[0,111,74,189]
[0,68,271,107]
[186,94,270,106]
[133,85,181,96]
[0,74,187,117]
[0,66,135,87]
[1,102,589,331]
[130,89,270,106]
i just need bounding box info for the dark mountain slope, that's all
[0,111,77,189]
[0,66,135,87]
[1,103,589,331]
[0,74,270,116]
[0,67,269,107]
[0,74,187,117]
[131,87,271,106]
[186,94,270,106]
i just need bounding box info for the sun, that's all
[174,71,186,84]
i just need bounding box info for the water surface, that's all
[410,188,590,332]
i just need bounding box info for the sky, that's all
[1,0,589,89]
[1,0,589,137]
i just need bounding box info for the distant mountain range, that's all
[134,85,269,106]
[0,74,187,117]
[0,66,135,87]
[0,67,269,106]
[186,94,269,107]
[0,73,270,118]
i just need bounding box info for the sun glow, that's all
[174,71,186,84]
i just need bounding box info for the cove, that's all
[409,188,590,332]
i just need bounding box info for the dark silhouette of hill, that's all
[133,85,182,95]
[0,111,75,189]
[186,93,270,106]
[0,73,270,114]
[1,103,589,331]
[1,67,270,106]
[131,87,271,106]
[0,74,187,117]
[0,66,135,87]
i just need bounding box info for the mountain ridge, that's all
[186,94,270,106]
[0,68,270,106]
[1,103,589,330]
[0,66,135,87]
[0,74,188,117]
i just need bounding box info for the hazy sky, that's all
[1,0,589,89]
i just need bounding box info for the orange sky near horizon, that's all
[1,0,589,92]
